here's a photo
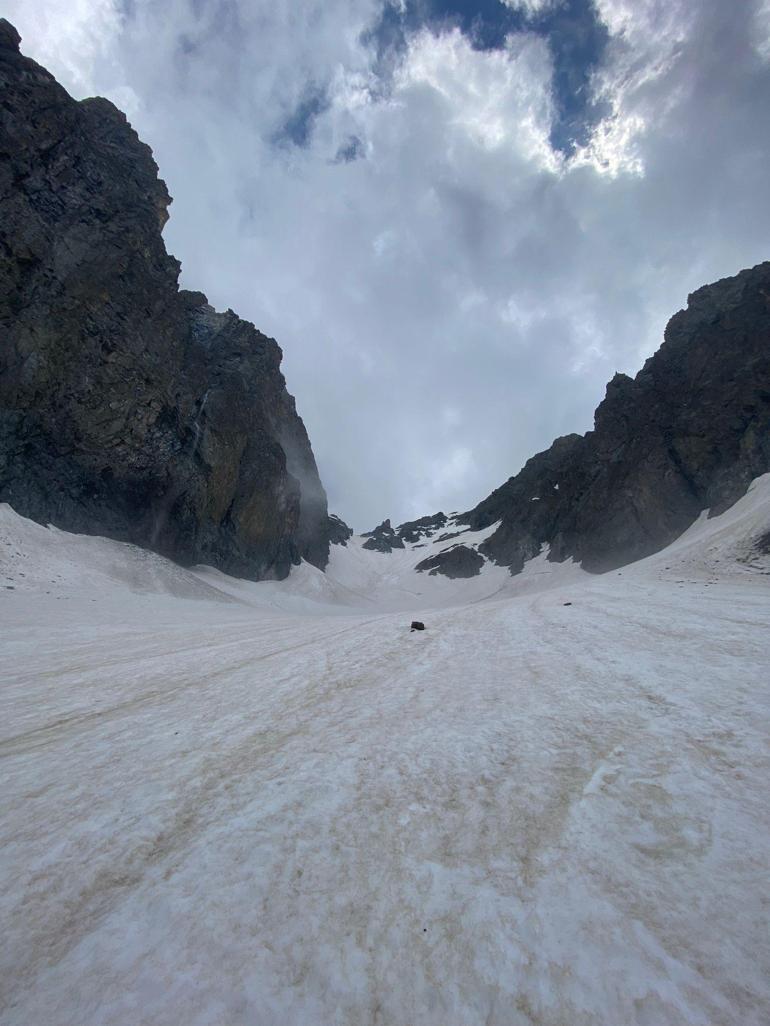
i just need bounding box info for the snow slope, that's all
[2,479,770,1026]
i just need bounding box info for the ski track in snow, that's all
[2,480,770,1025]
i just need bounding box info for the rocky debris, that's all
[415,544,485,579]
[362,512,450,551]
[0,22,332,580]
[459,262,770,574]
[361,519,405,553]
[410,621,425,631]
[327,514,353,546]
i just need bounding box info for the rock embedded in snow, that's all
[362,512,451,552]
[0,21,330,581]
[435,529,464,543]
[396,512,449,543]
[415,544,485,579]
[361,519,405,552]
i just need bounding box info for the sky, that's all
[7,0,770,529]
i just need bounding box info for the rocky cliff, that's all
[0,20,332,579]
[460,261,770,574]
[359,262,770,578]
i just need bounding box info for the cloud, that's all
[6,0,770,529]
[503,0,562,13]
[334,135,366,163]
[756,1,770,60]
[274,86,330,148]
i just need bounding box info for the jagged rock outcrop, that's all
[0,21,331,579]
[361,518,405,553]
[415,544,484,579]
[327,513,353,546]
[462,262,770,573]
[361,512,449,552]
[397,512,448,543]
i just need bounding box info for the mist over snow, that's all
[10,0,770,528]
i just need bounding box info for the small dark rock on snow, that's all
[410,621,425,631]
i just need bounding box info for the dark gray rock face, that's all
[361,511,449,552]
[361,518,405,553]
[463,262,770,573]
[397,512,448,543]
[415,545,484,579]
[0,21,331,579]
[328,513,353,546]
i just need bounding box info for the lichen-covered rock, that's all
[0,21,331,579]
[464,262,770,573]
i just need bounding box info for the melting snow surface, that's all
[2,478,770,1025]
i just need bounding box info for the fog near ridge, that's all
[8,0,770,528]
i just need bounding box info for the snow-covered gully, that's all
[2,480,770,1026]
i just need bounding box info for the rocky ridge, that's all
[429,261,770,577]
[0,21,332,579]
[361,513,449,552]
[327,514,354,546]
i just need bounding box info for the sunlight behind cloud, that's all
[395,27,558,167]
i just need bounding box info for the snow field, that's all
[1,479,770,1025]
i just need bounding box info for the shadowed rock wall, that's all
[0,20,331,579]
[464,262,770,573]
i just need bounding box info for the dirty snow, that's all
[2,478,770,1025]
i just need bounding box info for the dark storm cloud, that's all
[7,0,770,529]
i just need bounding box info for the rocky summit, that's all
[0,19,331,580]
[358,261,770,581]
[460,261,770,574]
[361,512,449,553]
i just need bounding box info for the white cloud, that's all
[568,0,693,176]
[4,0,124,95]
[756,0,770,60]
[394,28,557,164]
[502,0,563,16]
